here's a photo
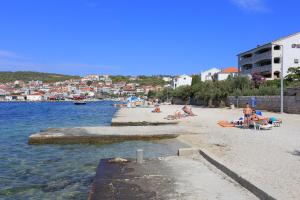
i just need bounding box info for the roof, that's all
[237,31,300,56]
[221,67,238,73]
[201,68,221,73]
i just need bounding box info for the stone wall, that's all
[228,95,300,114]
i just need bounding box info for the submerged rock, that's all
[108,157,128,163]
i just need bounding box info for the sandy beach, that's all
[114,105,300,199]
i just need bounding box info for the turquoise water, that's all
[0,101,184,200]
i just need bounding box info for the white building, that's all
[163,77,172,82]
[200,68,221,81]
[26,95,44,101]
[82,74,100,82]
[215,67,239,81]
[173,74,192,89]
[238,32,300,80]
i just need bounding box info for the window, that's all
[274,71,280,79]
[295,59,299,64]
[274,45,281,50]
[274,57,280,64]
[292,44,300,48]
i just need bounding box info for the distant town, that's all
[0,66,238,102]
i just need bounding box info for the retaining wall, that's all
[228,95,300,114]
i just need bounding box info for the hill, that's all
[0,71,81,83]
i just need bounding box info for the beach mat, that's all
[218,121,235,128]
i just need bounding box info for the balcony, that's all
[254,51,272,62]
[252,64,272,74]
[239,57,253,66]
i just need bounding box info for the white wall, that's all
[173,75,192,89]
[200,68,221,81]
[272,33,300,77]
[217,73,238,81]
[27,95,44,101]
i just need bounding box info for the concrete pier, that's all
[28,126,191,144]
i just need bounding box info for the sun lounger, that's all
[251,121,273,130]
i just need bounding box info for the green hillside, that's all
[0,71,81,83]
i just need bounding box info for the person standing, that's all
[243,103,252,128]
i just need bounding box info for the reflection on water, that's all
[0,102,184,199]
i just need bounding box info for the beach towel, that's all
[218,121,235,127]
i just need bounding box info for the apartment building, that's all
[238,32,300,80]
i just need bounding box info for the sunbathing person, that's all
[164,110,183,120]
[182,105,196,116]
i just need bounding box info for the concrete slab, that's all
[28,126,194,144]
[88,156,257,200]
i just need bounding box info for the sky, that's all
[0,0,300,76]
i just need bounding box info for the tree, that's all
[191,75,201,85]
[86,80,93,86]
[251,73,266,88]
[285,67,300,82]
[147,90,156,99]
[172,86,192,102]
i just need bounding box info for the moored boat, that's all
[74,101,86,105]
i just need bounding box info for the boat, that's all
[74,101,86,105]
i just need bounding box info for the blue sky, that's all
[0,0,299,76]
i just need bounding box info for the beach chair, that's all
[269,117,282,127]
[251,121,273,130]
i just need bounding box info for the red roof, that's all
[221,67,238,73]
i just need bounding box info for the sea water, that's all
[0,101,184,200]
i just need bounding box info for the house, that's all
[163,77,172,82]
[26,94,44,101]
[82,74,100,82]
[238,32,300,80]
[200,68,221,81]
[173,74,192,89]
[215,67,239,81]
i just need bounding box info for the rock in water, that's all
[108,157,128,163]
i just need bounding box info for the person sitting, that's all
[152,105,161,113]
[250,109,269,128]
[182,105,196,116]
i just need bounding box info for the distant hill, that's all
[0,71,81,83]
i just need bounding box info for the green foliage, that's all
[136,76,166,86]
[110,75,130,83]
[147,90,156,99]
[191,75,201,85]
[285,67,300,82]
[156,88,173,102]
[86,80,93,86]
[172,75,282,106]
[0,71,80,83]
[172,86,192,101]
[110,75,166,86]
